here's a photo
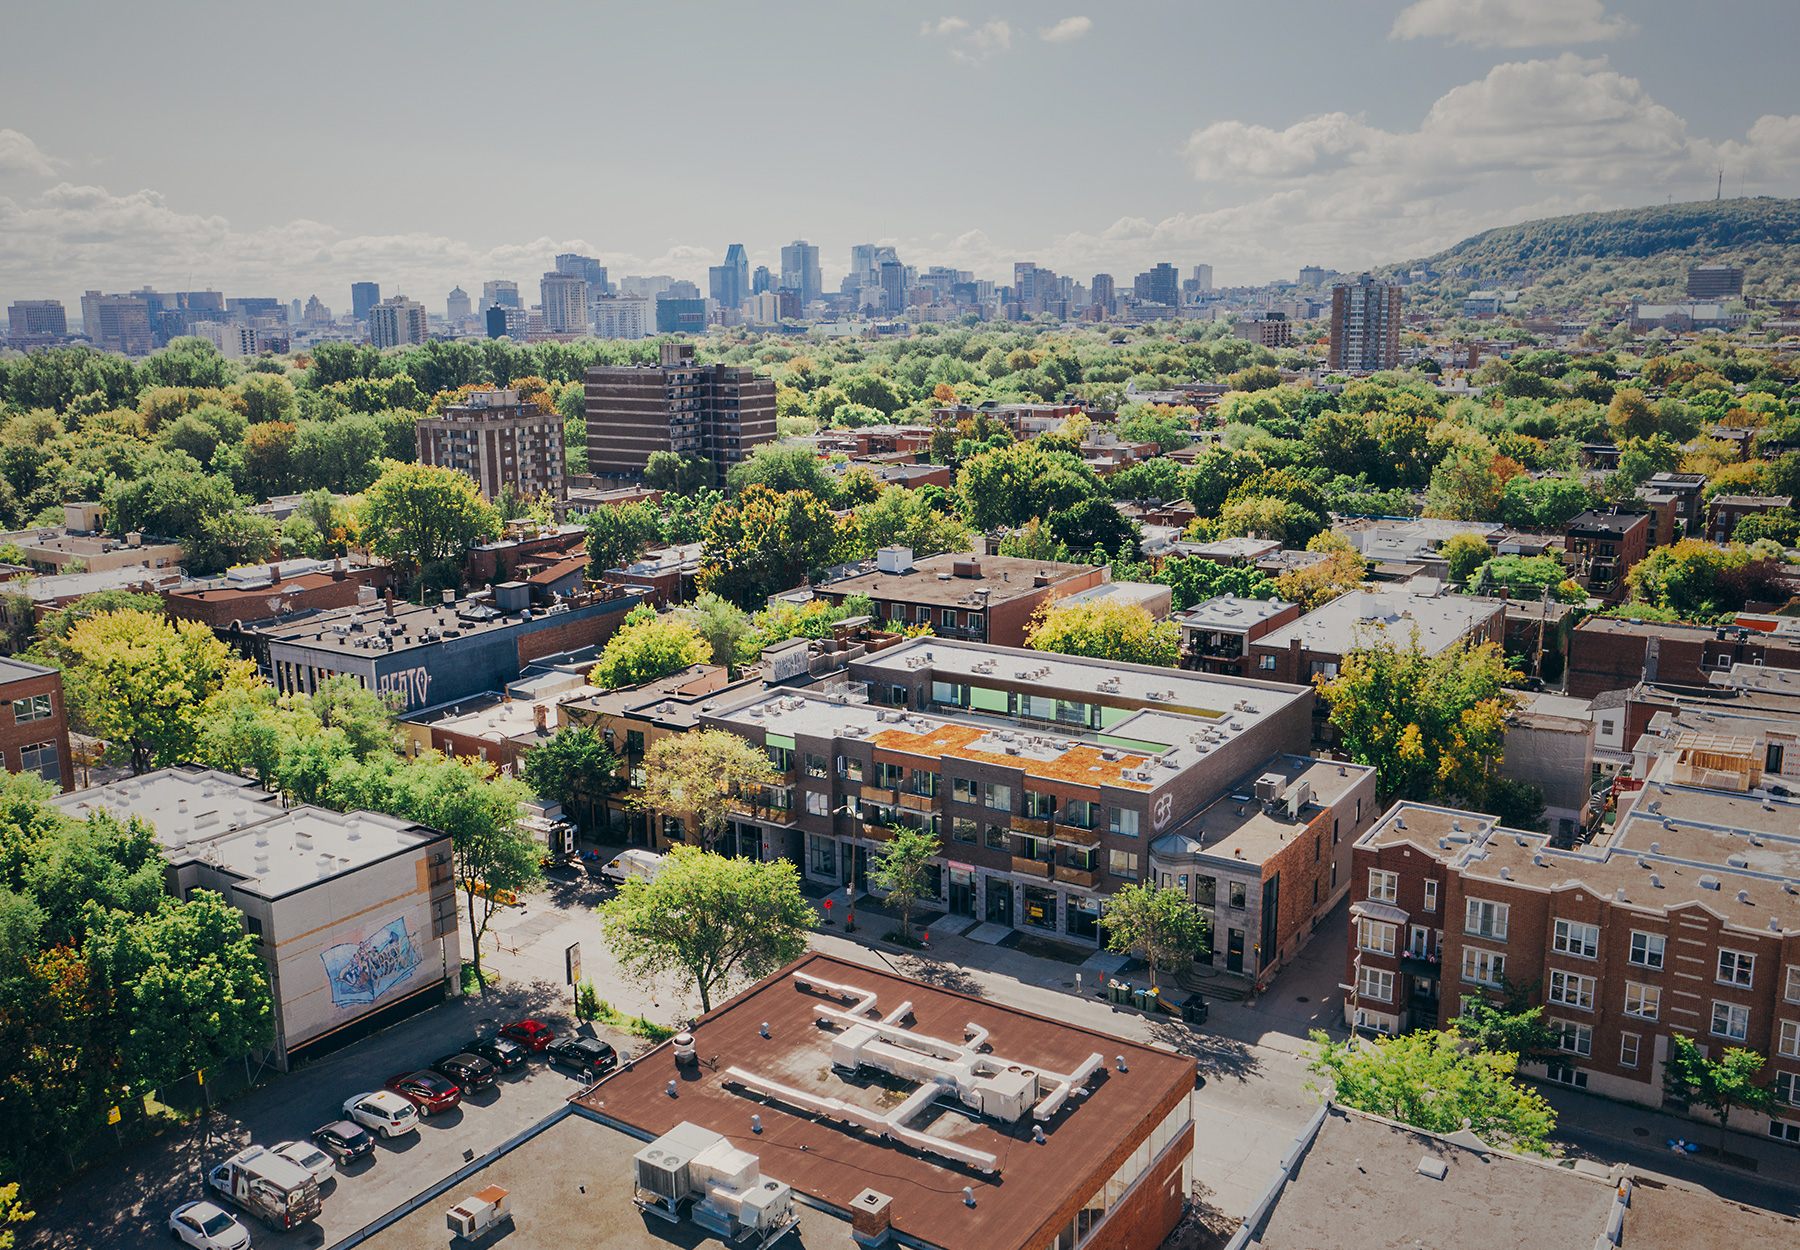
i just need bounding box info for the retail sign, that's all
[566,942,582,985]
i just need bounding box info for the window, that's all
[1368,869,1398,903]
[244,916,263,939]
[1462,947,1505,986]
[1357,919,1396,956]
[941,609,957,628]
[1712,1001,1750,1041]
[1553,919,1600,959]
[766,745,793,772]
[1545,1064,1588,1089]
[1062,799,1097,829]
[1601,718,1615,736]
[1357,967,1394,1002]
[1778,1020,1799,1059]
[20,741,58,784]
[1788,965,1800,1004]
[1109,849,1139,879]
[985,824,1008,851]
[1629,931,1665,969]
[805,753,828,778]
[1552,1020,1593,1057]
[983,782,1012,812]
[1228,880,1247,910]
[1620,1033,1641,1068]
[952,817,977,844]
[908,769,940,797]
[1548,970,1596,1011]
[1776,1072,1800,1109]
[1773,1120,1800,1145]
[1464,899,1508,940]
[804,791,831,818]
[838,755,864,783]
[952,777,975,804]
[1194,876,1216,907]
[1110,807,1140,837]
[10,693,51,723]
[808,835,836,876]
[1719,949,1756,987]
[1423,880,1438,912]
[1624,983,1661,1020]
[1258,655,1276,671]
[1409,926,1430,958]
[1022,790,1055,819]
[877,761,906,789]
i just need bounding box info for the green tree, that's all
[726,444,840,500]
[698,484,840,608]
[1441,531,1492,583]
[1305,1027,1556,1154]
[592,607,709,688]
[1318,631,1516,804]
[1456,975,1560,1064]
[644,451,715,494]
[956,444,1106,531]
[1025,598,1179,667]
[846,486,971,560]
[1626,539,1777,619]
[309,673,399,758]
[584,500,663,577]
[1662,1033,1774,1153]
[678,593,753,670]
[183,509,280,577]
[360,461,500,584]
[101,452,241,543]
[1118,407,1195,455]
[521,724,621,818]
[869,828,939,943]
[597,847,814,1013]
[1101,881,1208,991]
[1486,778,1549,833]
[1424,444,1503,521]
[237,372,297,425]
[631,729,775,851]
[1606,387,1660,442]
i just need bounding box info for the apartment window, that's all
[1553,919,1600,959]
[838,755,864,782]
[805,753,828,779]
[1063,798,1097,829]
[1545,1064,1588,1089]
[985,824,1008,851]
[877,761,906,790]
[1409,926,1430,958]
[941,609,957,629]
[1464,899,1509,940]
[983,782,1012,812]
[952,817,977,844]
[1332,819,1339,845]
[1194,876,1216,907]
[1553,1020,1593,1057]
[1719,949,1756,987]
[952,776,975,804]
[1629,931,1665,969]
[1109,849,1139,880]
[1462,947,1505,986]
[1548,971,1596,1011]
[1110,807,1140,837]
[1357,919,1396,956]
[1368,870,1398,903]
[1258,655,1276,671]
[804,791,831,818]
[1601,718,1615,736]
[1712,1001,1750,1041]
[20,741,58,784]
[909,769,940,797]
[1788,966,1800,1004]
[1228,880,1247,910]
[766,745,793,772]
[10,693,51,723]
[808,835,837,877]
[1777,1020,1799,1059]
[1021,790,1055,819]
[1624,983,1661,1020]
[1620,1033,1641,1068]
[1423,880,1438,912]
[1357,967,1394,1003]
[1776,1072,1800,1109]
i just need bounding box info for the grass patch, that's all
[577,983,674,1042]
[461,962,502,996]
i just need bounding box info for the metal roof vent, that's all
[1498,867,1511,880]
[1772,918,1785,932]
[1699,875,1721,891]
[1727,854,1749,868]
[1451,820,1462,832]
[1650,874,1663,888]
[1649,842,1660,853]
[253,851,270,873]
[1736,889,1750,904]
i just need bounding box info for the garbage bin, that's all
[1181,994,1209,1024]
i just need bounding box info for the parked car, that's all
[384,1069,464,1116]
[430,1051,498,1094]
[270,1139,336,1185]
[341,1090,420,1138]
[310,1120,374,1165]
[464,1035,529,1074]
[499,1018,557,1052]
[169,1201,251,1250]
[547,1035,618,1076]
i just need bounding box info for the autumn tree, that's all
[631,729,776,851]
[1440,531,1492,583]
[584,499,663,576]
[1025,598,1179,667]
[698,483,839,608]
[1275,547,1368,612]
[359,460,500,586]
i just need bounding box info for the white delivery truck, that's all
[601,848,665,885]
[206,1145,324,1231]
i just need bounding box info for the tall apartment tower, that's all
[1329,275,1401,372]
[1192,264,1213,292]
[446,286,472,321]
[878,262,907,316]
[540,271,589,334]
[779,240,822,307]
[350,282,380,321]
[78,291,154,355]
[416,388,565,501]
[584,341,776,487]
[1091,274,1115,313]
[482,279,521,312]
[368,296,428,349]
[1139,263,1179,307]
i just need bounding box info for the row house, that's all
[1176,594,1300,677]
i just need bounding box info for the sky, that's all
[3,0,1799,316]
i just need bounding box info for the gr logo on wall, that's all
[321,915,424,1009]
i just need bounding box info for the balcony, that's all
[1053,824,1101,847]
[862,824,895,843]
[859,785,898,805]
[898,792,942,813]
[1011,815,1050,837]
[1055,865,1103,888]
[1011,856,1054,880]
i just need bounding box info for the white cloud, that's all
[1390,0,1636,48]
[1039,16,1092,43]
[922,16,1013,65]
[0,130,61,178]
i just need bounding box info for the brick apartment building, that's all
[164,559,392,629]
[1563,508,1648,604]
[1176,594,1301,676]
[1706,494,1792,543]
[415,387,566,501]
[1328,275,1401,372]
[1565,617,1800,700]
[813,549,1107,650]
[0,658,73,792]
[1344,739,1800,1143]
[584,341,775,487]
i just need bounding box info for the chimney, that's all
[385,587,396,619]
[332,557,345,581]
[534,704,548,731]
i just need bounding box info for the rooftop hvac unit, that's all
[1254,773,1287,805]
[633,1122,798,1244]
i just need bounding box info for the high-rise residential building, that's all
[481,279,521,312]
[1298,265,1326,288]
[350,282,380,321]
[540,271,589,334]
[415,387,565,501]
[779,240,822,307]
[1191,264,1213,291]
[302,295,331,325]
[1687,264,1744,299]
[584,341,776,486]
[878,261,907,318]
[1132,263,1179,307]
[593,295,650,340]
[752,265,773,295]
[188,320,262,359]
[446,286,472,321]
[709,243,750,311]
[1091,274,1115,313]
[486,305,529,339]
[7,299,68,341]
[654,297,707,335]
[1329,275,1401,372]
[78,291,154,355]
[368,295,429,349]
[746,292,785,323]
[288,298,303,325]
[554,253,608,298]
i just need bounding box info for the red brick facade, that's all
[0,662,74,793]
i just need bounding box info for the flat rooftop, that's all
[1567,508,1647,534]
[1153,754,1373,865]
[1620,1173,1800,1250]
[564,665,750,732]
[52,768,281,851]
[820,554,1093,608]
[0,655,58,685]
[254,592,635,657]
[1188,537,1282,560]
[1255,591,1502,656]
[574,953,1194,1250]
[1177,594,1295,630]
[1251,1109,1614,1249]
[194,806,438,899]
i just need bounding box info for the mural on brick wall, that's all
[320,914,424,1009]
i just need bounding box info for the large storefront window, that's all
[809,835,837,878]
[1067,895,1100,941]
[949,866,976,916]
[1023,886,1058,930]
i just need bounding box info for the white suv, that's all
[341,1090,420,1138]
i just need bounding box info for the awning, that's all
[1350,900,1409,925]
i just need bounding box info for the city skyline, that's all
[3,1,1800,312]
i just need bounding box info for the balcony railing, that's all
[899,792,942,813]
[860,785,898,805]
[862,824,895,843]
[1052,824,1101,846]
[1011,856,1054,879]
[1054,865,1103,888]
[1011,815,1050,837]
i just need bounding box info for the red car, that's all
[382,1070,463,1117]
[500,1019,557,1053]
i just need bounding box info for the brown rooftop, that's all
[871,721,1154,791]
[572,952,1194,1250]
[1621,1174,1800,1250]
[823,554,1093,608]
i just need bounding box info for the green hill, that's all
[1375,197,1800,319]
